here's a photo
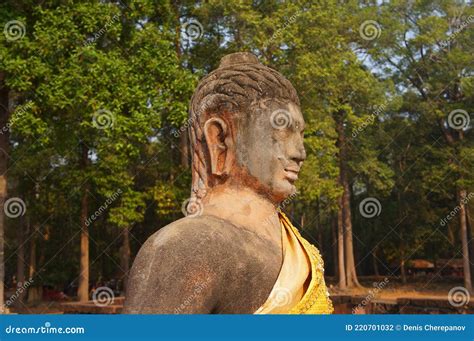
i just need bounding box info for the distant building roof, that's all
[408,259,434,269]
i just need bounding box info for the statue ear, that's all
[203,117,232,176]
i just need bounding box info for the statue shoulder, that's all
[124,215,244,313]
[144,215,238,254]
[125,215,281,313]
[129,215,241,285]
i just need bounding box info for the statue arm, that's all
[123,226,222,314]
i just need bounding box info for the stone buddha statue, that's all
[124,52,333,314]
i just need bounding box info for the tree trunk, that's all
[334,110,360,288]
[337,198,346,289]
[372,247,379,276]
[331,215,338,278]
[179,133,189,168]
[400,243,407,285]
[173,2,181,58]
[441,120,472,291]
[15,215,26,306]
[316,199,323,251]
[458,189,472,292]
[120,227,131,294]
[28,230,36,280]
[27,225,41,303]
[396,190,407,284]
[78,143,90,301]
[0,72,10,313]
[399,229,407,284]
[400,259,407,284]
[466,210,474,286]
[35,234,45,301]
[334,111,346,289]
[342,174,361,288]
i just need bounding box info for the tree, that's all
[1,0,195,303]
[361,0,474,291]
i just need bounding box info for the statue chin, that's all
[277,184,297,203]
[260,180,297,205]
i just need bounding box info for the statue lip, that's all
[284,167,300,181]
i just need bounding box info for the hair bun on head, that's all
[218,52,260,68]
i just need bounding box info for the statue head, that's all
[188,52,306,207]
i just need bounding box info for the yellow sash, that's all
[255,211,334,314]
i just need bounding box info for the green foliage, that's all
[1,0,472,288]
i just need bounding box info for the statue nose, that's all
[299,147,307,162]
[290,137,306,163]
[294,147,306,164]
[297,133,306,160]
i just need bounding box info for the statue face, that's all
[235,101,306,203]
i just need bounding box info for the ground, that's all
[7,276,467,314]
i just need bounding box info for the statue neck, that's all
[202,185,282,243]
